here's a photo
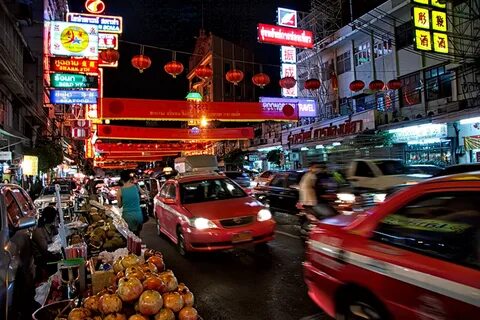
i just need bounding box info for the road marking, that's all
[275,230,301,239]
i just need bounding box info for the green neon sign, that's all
[50,73,98,89]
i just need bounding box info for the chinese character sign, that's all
[413,0,429,4]
[431,0,446,9]
[281,64,298,97]
[433,32,449,53]
[412,2,449,54]
[415,29,432,51]
[413,7,430,29]
[432,10,447,32]
[281,46,296,63]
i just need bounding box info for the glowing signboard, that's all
[431,0,446,9]
[413,0,429,4]
[98,33,119,49]
[413,7,430,29]
[432,10,447,32]
[433,32,449,53]
[277,7,297,28]
[50,73,98,89]
[50,21,99,57]
[415,29,432,51]
[281,63,298,97]
[281,46,296,63]
[260,97,317,117]
[412,2,449,53]
[22,156,38,176]
[85,0,106,14]
[50,89,98,104]
[67,12,123,34]
[50,57,98,73]
[257,23,313,49]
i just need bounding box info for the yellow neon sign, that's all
[415,29,433,51]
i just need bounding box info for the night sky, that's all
[68,0,311,100]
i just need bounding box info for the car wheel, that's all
[336,291,388,320]
[176,227,188,257]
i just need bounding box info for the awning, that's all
[464,136,480,151]
[0,128,28,140]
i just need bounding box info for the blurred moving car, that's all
[155,173,275,256]
[223,171,251,188]
[407,164,444,177]
[304,173,480,319]
[434,163,480,177]
[0,184,37,319]
[254,170,277,187]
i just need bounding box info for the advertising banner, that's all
[96,125,254,141]
[50,21,98,57]
[50,89,98,104]
[50,73,98,89]
[260,97,317,117]
[22,156,38,176]
[67,12,123,33]
[98,33,119,49]
[95,142,208,153]
[50,57,98,73]
[277,7,297,28]
[98,98,299,122]
[257,23,313,48]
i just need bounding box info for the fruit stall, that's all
[33,200,201,320]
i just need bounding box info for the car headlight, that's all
[257,209,272,222]
[337,193,356,203]
[373,193,387,203]
[192,217,217,230]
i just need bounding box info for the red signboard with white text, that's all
[257,23,313,49]
[50,57,99,74]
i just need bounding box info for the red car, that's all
[304,172,480,319]
[154,174,275,255]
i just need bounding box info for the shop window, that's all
[336,51,351,75]
[425,65,452,101]
[374,38,393,58]
[354,161,375,177]
[373,192,480,270]
[354,42,371,67]
[395,21,413,50]
[339,97,352,116]
[399,72,422,107]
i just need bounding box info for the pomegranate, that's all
[143,275,167,292]
[117,277,144,302]
[158,273,178,292]
[154,308,175,320]
[147,256,165,272]
[98,293,123,314]
[68,307,91,320]
[178,307,199,320]
[177,283,189,293]
[121,254,141,268]
[162,292,184,312]
[104,313,127,320]
[144,249,162,260]
[138,290,163,315]
[128,315,149,320]
[160,270,174,277]
[141,262,158,274]
[181,291,195,307]
[83,295,100,312]
[125,266,146,281]
[113,259,125,273]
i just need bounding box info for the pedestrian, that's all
[117,170,144,236]
[31,205,61,281]
[299,162,321,210]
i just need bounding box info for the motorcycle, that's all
[297,195,339,243]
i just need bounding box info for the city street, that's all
[140,216,327,320]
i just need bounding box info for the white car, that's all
[34,185,73,211]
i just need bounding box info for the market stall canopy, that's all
[96,125,254,141]
[98,98,299,122]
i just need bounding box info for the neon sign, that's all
[50,57,98,73]
[257,23,313,48]
[85,0,106,14]
[67,12,123,34]
[50,89,98,104]
[277,8,297,28]
[50,73,98,89]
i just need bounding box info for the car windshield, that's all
[42,185,70,195]
[180,178,246,204]
[374,160,407,175]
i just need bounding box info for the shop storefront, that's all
[388,123,452,166]
[458,116,480,163]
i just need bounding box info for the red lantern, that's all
[349,80,365,92]
[304,78,321,91]
[99,48,120,63]
[369,80,385,91]
[164,60,184,78]
[252,73,270,88]
[387,79,402,90]
[131,54,152,73]
[195,65,213,79]
[279,77,296,89]
[225,69,244,85]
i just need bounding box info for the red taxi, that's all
[304,173,480,319]
[154,173,275,255]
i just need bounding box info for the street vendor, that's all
[117,170,144,236]
[31,205,61,280]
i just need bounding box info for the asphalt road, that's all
[140,216,329,320]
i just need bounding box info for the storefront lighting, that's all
[185,90,203,102]
[105,119,110,124]
[407,138,444,145]
[332,142,341,146]
[315,144,324,149]
[258,146,282,152]
[301,147,309,151]
[459,117,480,125]
[200,117,208,128]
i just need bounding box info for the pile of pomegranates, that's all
[68,251,199,320]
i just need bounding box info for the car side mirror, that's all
[16,216,37,230]
[163,198,176,205]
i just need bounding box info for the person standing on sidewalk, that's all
[117,170,144,236]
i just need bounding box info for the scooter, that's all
[297,196,339,243]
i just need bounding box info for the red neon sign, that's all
[85,0,106,14]
[50,57,98,73]
[257,23,313,48]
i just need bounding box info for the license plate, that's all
[232,231,253,243]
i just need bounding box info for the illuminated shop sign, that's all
[67,12,123,34]
[257,23,313,49]
[49,21,98,57]
[50,57,98,73]
[50,89,98,104]
[288,120,364,144]
[50,73,98,89]
[260,97,317,117]
[281,46,296,63]
[85,0,106,14]
[389,123,447,144]
[412,1,449,53]
[277,7,297,28]
[99,33,119,49]
[281,63,298,97]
